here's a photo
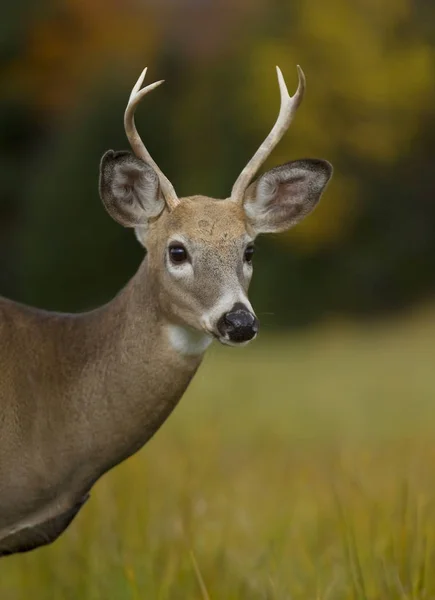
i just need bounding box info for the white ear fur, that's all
[244,159,332,234]
[134,226,148,247]
[99,150,165,228]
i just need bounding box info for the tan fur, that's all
[0,195,254,555]
[0,152,331,555]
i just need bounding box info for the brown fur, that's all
[0,196,251,555]
[0,155,331,556]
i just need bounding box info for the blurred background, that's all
[2,1,435,598]
[2,0,434,325]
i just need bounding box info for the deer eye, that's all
[168,243,188,264]
[244,245,255,264]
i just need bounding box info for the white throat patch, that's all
[167,325,212,356]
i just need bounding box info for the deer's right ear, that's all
[99,150,165,229]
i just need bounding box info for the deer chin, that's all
[204,325,258,347]
[215,333,257,347]
[167,324,213,356]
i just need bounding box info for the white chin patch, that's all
[167,325,213,356]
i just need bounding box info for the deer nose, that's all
[217,303,259,343]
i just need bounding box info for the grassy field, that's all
[2,308,435,599]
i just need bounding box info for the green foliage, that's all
[2,312,435,598]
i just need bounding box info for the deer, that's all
[0,65,332,557]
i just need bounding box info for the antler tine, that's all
[124,68,180,211]
[230,65,306,203]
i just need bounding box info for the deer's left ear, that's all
[243,159,332,234]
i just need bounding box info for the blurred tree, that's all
[1,0,434,326]
[235,0,434,247]
[0,0,47,295]
[5,0,161,111]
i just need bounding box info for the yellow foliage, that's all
[3,310,435,597]
[239,0,435,248]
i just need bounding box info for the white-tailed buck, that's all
[0,65,332,556]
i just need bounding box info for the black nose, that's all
[217,303,259,342]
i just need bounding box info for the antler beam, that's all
[124,68,180,211]
[231,65,306,203]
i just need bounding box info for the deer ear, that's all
[243,159,332,234]
[99,150,165,228]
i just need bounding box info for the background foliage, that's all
[1,0,434,325]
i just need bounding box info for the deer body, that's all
[0,67,332,556]
[0,256,203,554]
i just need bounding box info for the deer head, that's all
[99,67,332,347]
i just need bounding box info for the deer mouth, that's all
[208,329,258,347]
[217,335,257,347]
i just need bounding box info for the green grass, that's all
[2,308,435,599]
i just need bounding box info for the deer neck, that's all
[0,256,212,531]
[76,255,211,476]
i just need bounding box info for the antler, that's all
[124,68,180,211]
[230,65,306,203]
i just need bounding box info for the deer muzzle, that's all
[216,302,259,344]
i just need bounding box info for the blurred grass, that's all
[2,309,435,598]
